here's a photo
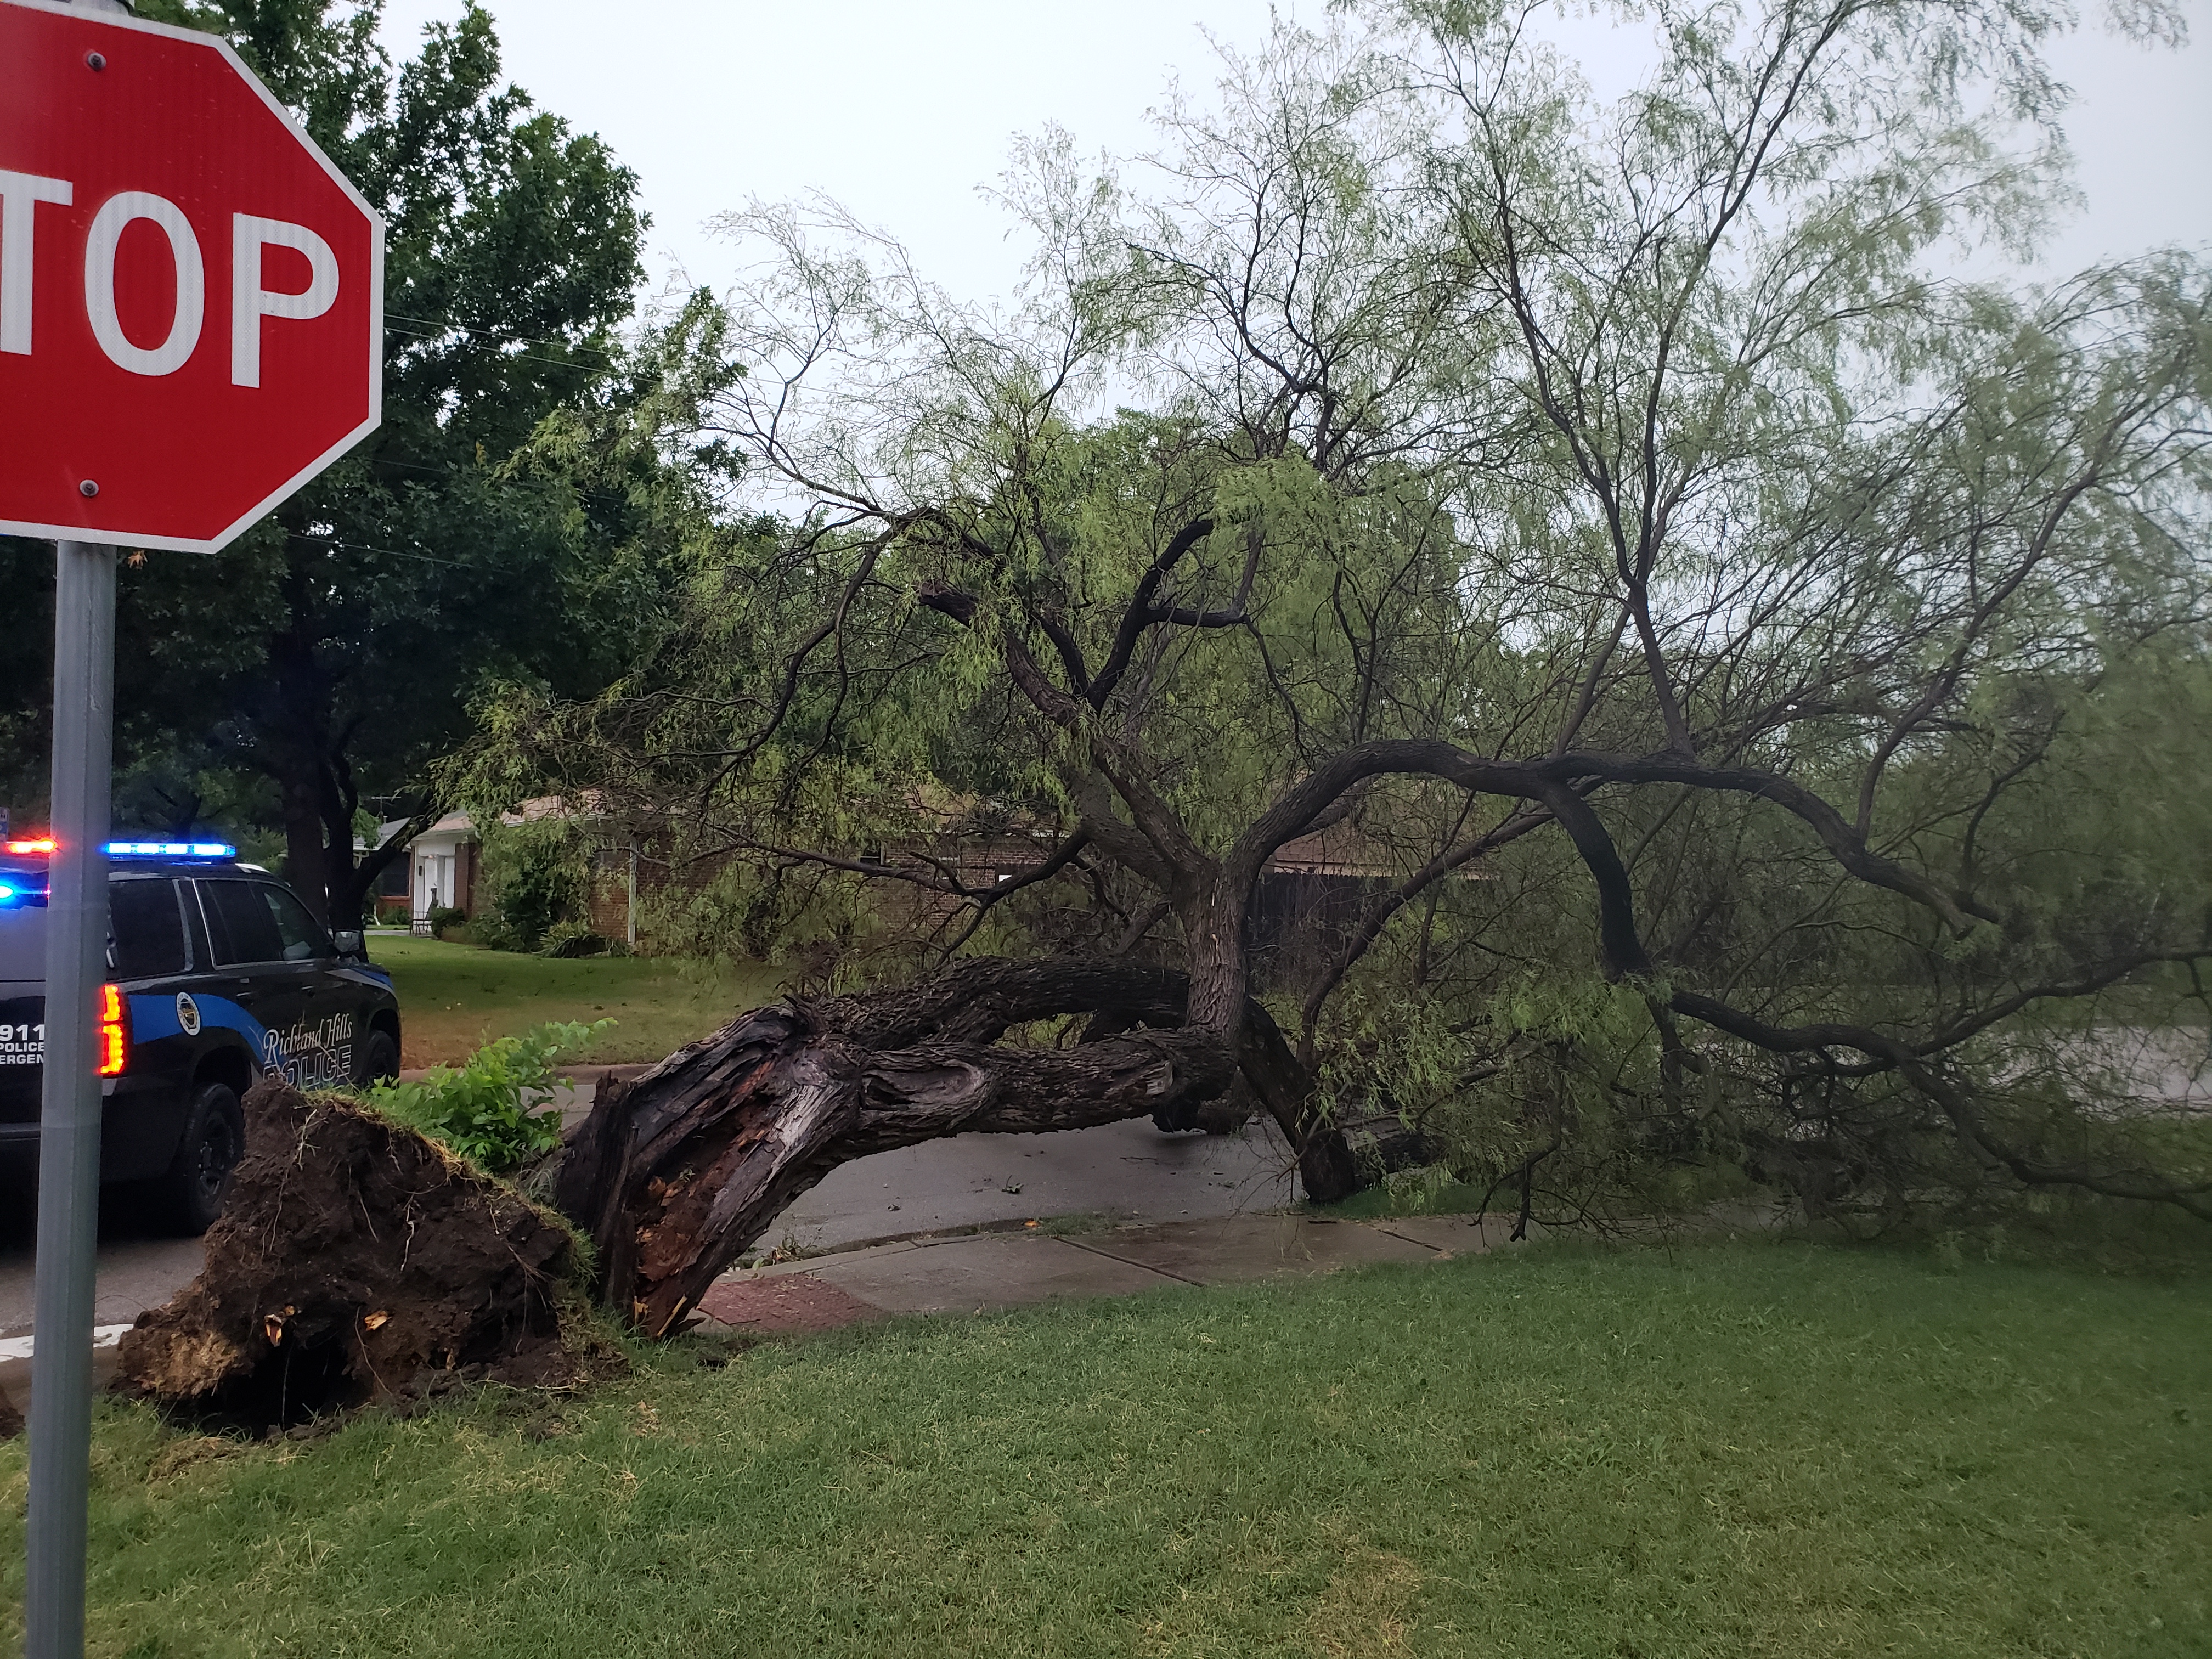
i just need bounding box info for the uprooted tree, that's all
[474,0,2211,1330]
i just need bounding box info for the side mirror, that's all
[331,929,365,959]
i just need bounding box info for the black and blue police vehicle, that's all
[0,838,402,1233]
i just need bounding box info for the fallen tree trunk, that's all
[556,956,1341,1335]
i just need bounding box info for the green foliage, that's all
[475,815,591,951]
[537,919,609,958]
[367,1018,611,1172]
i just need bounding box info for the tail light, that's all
[98,983,129,1076]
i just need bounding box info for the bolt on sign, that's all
[0,0,383,552]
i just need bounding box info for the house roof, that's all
[356,793,623,853]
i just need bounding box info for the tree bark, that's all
[556,956,1334,1335]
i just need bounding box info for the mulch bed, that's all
[696,1273,883,1335]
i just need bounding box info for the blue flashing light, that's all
[104,840,237,860]
[0,877,46,908]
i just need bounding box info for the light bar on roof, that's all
[5,838,56,855]
[103,840,237,860]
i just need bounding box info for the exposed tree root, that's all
[115,1080,617,1428]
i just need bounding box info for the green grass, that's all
[1308,1177,1499,1220]
[366,935,781,1067]
[4,1240,2207,1656]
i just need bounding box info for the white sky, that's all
[377,0,2210,307]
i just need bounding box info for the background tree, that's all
[1,0,680,927]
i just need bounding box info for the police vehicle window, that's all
[108,879,186,979]
[196,879,285,965]
[257,885,330,962]
[0,870,44,982]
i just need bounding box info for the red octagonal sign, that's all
[0,0,382,553]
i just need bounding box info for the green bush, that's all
[367,1018,612,1173]
[538,919,607,958]
[476,816,591,951]
[425,904,467,939]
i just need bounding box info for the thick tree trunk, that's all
[555,957,1336,1335]
[279,776,329,924]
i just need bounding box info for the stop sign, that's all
[0,0,382,553]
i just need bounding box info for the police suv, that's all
[0,838,402,1233]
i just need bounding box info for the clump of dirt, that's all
[0,1383,21,1440]
[114,1079,620,1429]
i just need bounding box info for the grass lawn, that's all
[4,1239,2207,1656]
[367,935,781,1068]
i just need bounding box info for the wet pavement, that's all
[695,1210,1528,1333]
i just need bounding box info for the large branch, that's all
[557,957,1319,1334]
[1670,990,2212,1220]
[1536,787,2212,1222]
[1087,515,1218,708]
[1547,752,1995,932]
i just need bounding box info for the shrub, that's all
[477,816,591,951]
[464,912,522,951]
[366,1019,613,1174]
[425,904,467,939]
[538,919,607,958]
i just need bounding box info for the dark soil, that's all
[0,1382,20,1440]
[113,1079,619,1430]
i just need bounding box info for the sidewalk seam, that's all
[1053,1235,1207,1286]
[1370,1224,1455,1254]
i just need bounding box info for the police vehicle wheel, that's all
[159,1080,246,1236]
[362,1029,399,1087]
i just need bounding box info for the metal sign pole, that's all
[24,538,117,1658]
[25,19,131,1654]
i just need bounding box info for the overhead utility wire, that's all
[384,311,624,366]
[383,320,612,376]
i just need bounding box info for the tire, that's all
[360,1028,399,1087]
[157,1080,245,1236]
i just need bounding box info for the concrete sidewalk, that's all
[693,1210,1527,1334]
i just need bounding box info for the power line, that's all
[386,310,620,360]
[383,319,616,376]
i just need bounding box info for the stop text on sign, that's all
[0,0,384,554]
[2,173,342,386]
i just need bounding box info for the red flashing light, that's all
[5,838,55,856]
[98,983,129,1077]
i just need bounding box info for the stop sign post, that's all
[2,2,383,1653]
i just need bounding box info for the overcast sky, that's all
[376,0,2210,308]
